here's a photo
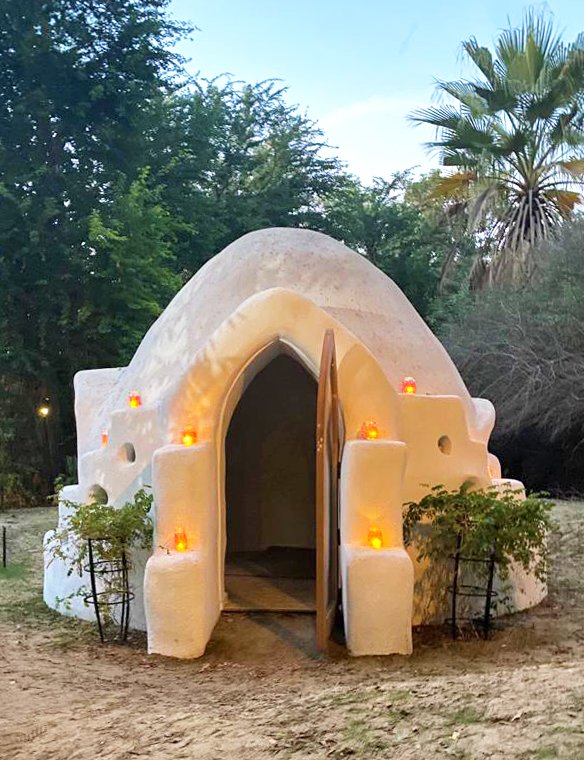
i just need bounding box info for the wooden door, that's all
[315,329,340,650]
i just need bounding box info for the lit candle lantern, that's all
[128,391,142,408]
[400,376,417,394]
[358,420,379,440]
[367,526,383,550]
[181,427,197,447]
[174,530,188,552]
[101,431,109,447]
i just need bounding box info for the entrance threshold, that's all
[224,547,316,613]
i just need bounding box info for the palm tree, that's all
[411,13,584,288]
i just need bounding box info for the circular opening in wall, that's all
[118,442,136,464]
[438,435,452,455]
[88,484,108,504]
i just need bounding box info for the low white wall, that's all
[339,440,414,655]
[144,442,220,658]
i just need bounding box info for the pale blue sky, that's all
[168,1,583,182]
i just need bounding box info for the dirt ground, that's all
[0,504,583,760]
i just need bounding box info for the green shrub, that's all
[403,482,553,582]
[48,489,154,615]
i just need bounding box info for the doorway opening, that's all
[225,353,317,612]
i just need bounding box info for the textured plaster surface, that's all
[42,228,545,659]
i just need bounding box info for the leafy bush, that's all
[49,489,154,615]
[403,482,553,582]
[65,489,153,558]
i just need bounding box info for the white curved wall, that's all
[42,230,546,659]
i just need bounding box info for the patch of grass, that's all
[344,719,369,742]
[1,589,60,623]
[341,719,389,755]
[386,689,411,703]
[446,706,483,726]
[528,747,559,759]
[326,687,410,709]
[0,562,28,581]
[0,589,97,649]
[324,689,376,708]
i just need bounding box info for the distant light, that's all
[128,391,142,409]
[358,420,379,440]
[37,404,51,418]
[367,526,383,550]
[401,377,417,395]
[181,427,197,447]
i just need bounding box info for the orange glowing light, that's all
[174,530,188,552]
[101,431,109,447]
[367,526,383,550]
[128,391,142,409]
[401,376,417,394]
[358,420,379,440]
[181,427,197,447]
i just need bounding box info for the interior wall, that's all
[226,354,317,552]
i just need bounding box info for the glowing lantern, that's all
[37,404,51,418]
[181,427,197,447]
[367,526,383,550]
[401,376,417,395]
[128,391,142,409]
[174,530,188,552]
[101,431,109,447]
[357,420,379,440]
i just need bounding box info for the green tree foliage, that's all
[318,173,478,319]
[411,12,584,288]
[0,0,188,494]
[150,79,346,277]
[84,172,181,365]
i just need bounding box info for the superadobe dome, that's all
[46,226,541,663]
[89,227,472,431]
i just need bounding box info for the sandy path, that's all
[1,504,583,759]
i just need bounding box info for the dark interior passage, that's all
[225,353,317,611]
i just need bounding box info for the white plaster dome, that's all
[91,227,473,429]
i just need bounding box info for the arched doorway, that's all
[224,353,318,611]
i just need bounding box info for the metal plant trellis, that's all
[84,538,133,643]
[447,533,498,640]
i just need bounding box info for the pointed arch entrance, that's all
[224,351,318,612]
[146,289,411,659]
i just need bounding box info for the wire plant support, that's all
[84,538,134,643]
[447,532,498,641]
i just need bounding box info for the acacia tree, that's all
[411,12,584,288]
[149,79,346,277]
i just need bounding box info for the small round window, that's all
[438,435,452,455]
[88,484,108,504]
[118,442,136,464]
